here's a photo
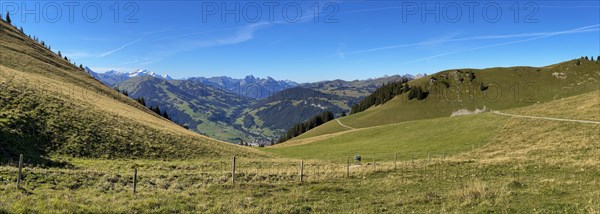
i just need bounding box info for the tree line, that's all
[576,56,599,65]
[1,12,88,74]
[348,77,432,115]
[115,88,172,122]
[276,111,335,144]
[3,11,188,130]
[350,78,410,114]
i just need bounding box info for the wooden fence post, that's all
[394,153,397,170]
[300,160,304,183]
[231,156,236,184]
[133,168,137,194]
[429,153,432,165]
[372,158,376,171]
[347,157,350,178]
[17,154,23,189]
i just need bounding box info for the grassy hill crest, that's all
[0,19,264,164]
[294,59,599,139]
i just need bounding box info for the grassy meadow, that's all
[1,91,598,213]
[265,113,509,161]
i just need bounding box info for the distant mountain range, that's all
[188,75,299,99]
[87,68,173,86]
[86,68,416,144]
[88,68,298,99]
[234,75,416,138]
[114,75,255,142]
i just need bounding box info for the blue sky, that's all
[3,0,599,82]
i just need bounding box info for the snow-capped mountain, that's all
[188,75,299,99]
[86,67,172,86]
[87,67,299,99]
[414,73,428,79]
[128,69,173,80]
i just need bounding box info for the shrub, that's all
[468,72,476,81]
[440,80,450,88]
[408,86,428,100]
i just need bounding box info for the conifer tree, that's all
[408,86,428,100]
[135,97,146,107]
[5,12,11,24]
[154,105,161,115]
[349,78,411,114]
[162,110,170,120]
[277,110,335,143]
[402,83,410,93]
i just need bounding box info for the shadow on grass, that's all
[0,132,71,168]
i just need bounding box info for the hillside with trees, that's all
[349,77,411,114]
[276,111,335,144]
[232,87,346,139]
[0,18,261,164]
[287,58,600,140]
[115,76,257,142]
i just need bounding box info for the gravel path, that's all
[492,111,600,125]
[337,119,356,129]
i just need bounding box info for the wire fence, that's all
[1,153,598,195]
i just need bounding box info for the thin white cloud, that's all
[87,67,132,73]
[337,49,346,59]
[157,1,332,45]
[99,39,141,58]
[62,50,95,59]
[204,22,269,47]
[145,18,298,62]
[339,4,599,16]
[338,24,599,57]
[405,24,599,63]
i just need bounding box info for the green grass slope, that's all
[1,90,597,213]
[505,90,600,121]
[265,113,509,161]
[266,90,599,162]
[117,76,254,142]
[468,91,599,164]
[298,60,599,139]
[0,20,263,164]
